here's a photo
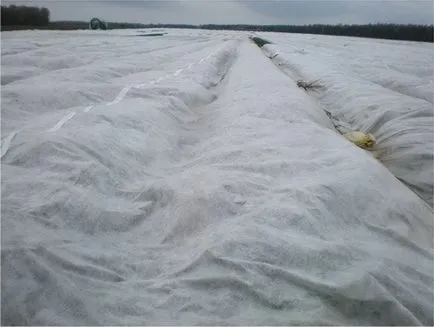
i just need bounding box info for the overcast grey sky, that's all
[3,0,433,25]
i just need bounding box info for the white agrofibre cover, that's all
[1,29,433,326]
[260,32,434,207]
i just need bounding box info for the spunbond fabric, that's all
[261,33,434,207]
[2,30,433,326]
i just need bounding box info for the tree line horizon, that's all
[1,5,433,43]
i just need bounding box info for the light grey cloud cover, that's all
[3,0,433,25]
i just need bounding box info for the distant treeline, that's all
[1,21,148,31]
[1,5,50,27]
[136,23,434,43]
[1,8,432,43]
[198,24,433,43]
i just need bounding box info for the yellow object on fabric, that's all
[343,131,376,149]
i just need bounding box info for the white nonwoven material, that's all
[2,30,433,326]
[260,32,434,207]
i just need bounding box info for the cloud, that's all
[1,0,270,24]
[238,0,433,25]
[2,0,433,25]
[175,1,273,24]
